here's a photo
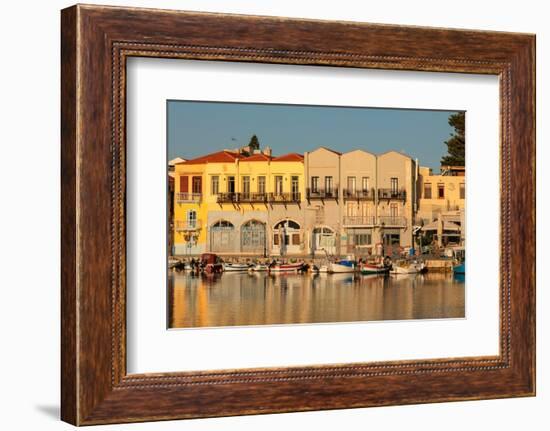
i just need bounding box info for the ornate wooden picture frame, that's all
[61,4,535,425]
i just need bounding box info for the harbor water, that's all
[169,271,465,328]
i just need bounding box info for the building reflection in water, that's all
[169,271,465,329]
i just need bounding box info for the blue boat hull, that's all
[453,263,465,275]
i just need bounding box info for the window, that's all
[460,183,465,199]
[353,233,372,246]
[362,177,369,192]
[390,203,398,218]
[291,176,299,200]
[347,176,356,193]
[179,176,188,192]
[257,176,266,194]
[211,176,219,195]
[292,234,301,245]
[424,182,432,199]
[311,176,319,193]
[242,176,250,197]
[187,209,197,228]
[227,176,235,193]
[275,176,283,194]
[325,176,333,193]
[438,183,445,199]
[390,177,398,193]
[192,176,202,194]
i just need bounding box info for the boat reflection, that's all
[169,271,465,329]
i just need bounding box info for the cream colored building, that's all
[303,147,418,256]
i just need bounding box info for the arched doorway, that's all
[241,220,266,255]
[210,220,236,253]
[312,226,336,256]
[272,219,302,256]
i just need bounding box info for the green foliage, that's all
[441,112,465,166]
[248,134,260,151]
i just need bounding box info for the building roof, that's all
[242,153,272,162]
[271,153,304,162]
[179,150,245,165]
[168,157,186,166]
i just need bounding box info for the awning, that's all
[422,221,461,232]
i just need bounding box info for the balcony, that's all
[175,219,202,231]
[377,188,406,201]
[176,192,201,203]
[343,188,375,201]
[217,192,268,204]
[343,216,376,226]
[306,188,339,200]
[378,216,407,227]
[268,192,301,203]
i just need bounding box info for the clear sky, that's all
[167,100,461,171]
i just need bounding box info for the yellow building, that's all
[417,165,465,246]
[172,150,304,256]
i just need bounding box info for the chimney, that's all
[263,146,272,157]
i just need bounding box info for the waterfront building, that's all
[304,147,418,256]
[417,165,466,246]
[172,149,304,256]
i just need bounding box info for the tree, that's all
[248,134,260,151]
[440,112,465,166]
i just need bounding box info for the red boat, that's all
[200,253,223,274]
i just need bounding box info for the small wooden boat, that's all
[223,262,251,272]
[390,261,425,275]
[360,263,390,275]
[168,257,180,269]
[268,262,304,272]
[329,260,356,273]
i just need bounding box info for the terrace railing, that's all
[377,188,406,201]
[378,216,407,227]
[175,219,202,231]
[342,216,376,226]
[306,188,339,200]
[176,192,201,203]
[343,188,375,200]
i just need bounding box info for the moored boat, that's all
[390,261,425,275]
[329,259,356,273]
[249,263,269,272]
[223,262,251,272]
[453,262,465,275]
[268,262,305,272]
[200,253,223,274]
[360,263,390,275]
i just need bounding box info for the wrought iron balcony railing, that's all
[343,188,375,200]
[176,192,202,203]
[377,189,406,200]
[306,188,339,200]
[378,216,407,227]
[217,192,268,203]
[175,219,202,231]
[268,192,301,203]
[343,216,376,226]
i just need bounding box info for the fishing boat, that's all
[390,260,425,275]
[318,265,330,273]
[268,262,305,273]
[453,262,465,275]
[360,263,390,275]
[200,253,223,274]
[329,259,356,273]
[223,262,251,272]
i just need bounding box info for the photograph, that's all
[167,101,467,328]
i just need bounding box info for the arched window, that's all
[273,219,300,230]
[212,220,234,229]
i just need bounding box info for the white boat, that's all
[390,261,425,274]
[268,262,305,272]
[360,263,390,275]
[329,260,356,273]
[318,265,330,273]
[168,257,180,269]
[249,263,269,272]
[223,262,251,272]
